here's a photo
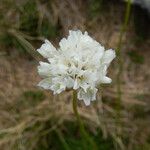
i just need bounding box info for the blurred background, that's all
[0,0,150,150]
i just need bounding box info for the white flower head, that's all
[37,30,116,106]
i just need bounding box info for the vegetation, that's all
[0,0,149,150]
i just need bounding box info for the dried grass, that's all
[0,0,150,149]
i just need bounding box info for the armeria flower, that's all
[37,30,116,106]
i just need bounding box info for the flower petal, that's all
[51,83,66,94]
[102,49,116,65]
[77,87,98,106]
[65,77,74,88]
[38,61,51,77]
[38,78,52,89]
[37,40,57,58]
[73,79,79,90]
[51,77,66,94]
[101,76,112,84]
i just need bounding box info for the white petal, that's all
[50,77,66,94]
[38,61,51,77]
[65,77,74,88]
[37,40,57,58]
[101,76,112,84]
[59,38,68,51]
[102,49,116,65]
[38,78,52,89]
[77,87,98,106]
[80,83,90,92]
[83,98,91,106]
[51,83,66,94]
[68,30,82,43]
[73,79,79,90]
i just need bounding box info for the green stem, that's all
[116,0,131,116]
[8,29,41,61]
[115,0,131,148]
[55,129,70,150]
[72,90,97,150]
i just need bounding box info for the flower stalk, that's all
[116,0,131,122]
[116,0,131,113]
[115,0,131,148]
[72,90,97,150]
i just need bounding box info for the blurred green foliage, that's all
[88,0,103,18]
[22,90,45,102]
[19,0,58,37]
[127,51,144,64]
[133,5,150,40]
[135,94,150,101]
[135,143,150,150]
[0,33,29,57]
[133,94,150,118]
[40,18,58,38]
[37,121,115,150]
[0,34,14,48]
[0,0,59,56]
[132,105,147,118]
[19,0,39,36]
[15,90,45,112]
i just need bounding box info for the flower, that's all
[37,30,116,106]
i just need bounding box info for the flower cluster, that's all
[37,30,115,105]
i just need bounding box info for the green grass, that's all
[0,0,59,57]
[15,90,46,112]
[37,121,115,150]
[39,18,59,38]
[19,0,59,38]
[88,0,103,18]
[19,0,38,36]
[127,51,144,64]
